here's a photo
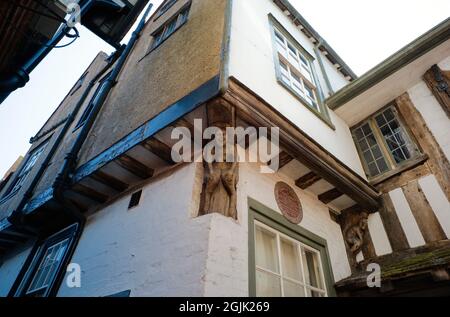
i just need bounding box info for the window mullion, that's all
[298,244,308,297]
[370,118,396,169]
[276,233,284,297]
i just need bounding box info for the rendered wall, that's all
[57,163,215,297]
[408,57,450,161]
[227,0,366,178]
[203,162,352,297]
[77,0,227,166]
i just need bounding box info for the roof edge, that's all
[327,17,450,110]
[275,0,357,81]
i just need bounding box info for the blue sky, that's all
[0,0,449,177]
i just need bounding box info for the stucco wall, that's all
[77,0,227,166]
[57,164,213,297]
[227,0,365,178]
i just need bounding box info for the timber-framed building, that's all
[0,0,449,297]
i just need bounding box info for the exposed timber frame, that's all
[423,64,450,118]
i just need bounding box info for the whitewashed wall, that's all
[408,57,450,161]
[57,164,214,297]
[365,174,450,259]
[227,0,366,178]
[203,162,352,297]
[0,241,35,297]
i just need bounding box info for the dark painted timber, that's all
[296,172,322,190]
[319,188,344,204]
[142,138,175,164]
[90,171,129,192]
[72,75,220,183]
[115,155,154,179]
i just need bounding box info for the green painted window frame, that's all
[351,104,424,182]
[248,198,336,297]
[268,14,335,130]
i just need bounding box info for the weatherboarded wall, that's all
[77,0,227,166]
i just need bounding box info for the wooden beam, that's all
[296,172,322,190]
[142,138,175,165]
[172,118,196,139]
[91,171,129,192]
[396,93,450,201]
[72,184,109,204]
[319,188,344,204]
[379,194,410,251]
[279,151,294,169]
[116,155,154,179]
[67,198,88,213]
[268,151,293,171]
[423,65,450,119]
[402,180,446,243]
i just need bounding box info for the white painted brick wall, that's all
[58,164,213,297]
[203,162,351,297]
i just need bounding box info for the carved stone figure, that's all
[203,158,238,219]
[344,212,369,255]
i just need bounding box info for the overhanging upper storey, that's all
[327,18,450,127]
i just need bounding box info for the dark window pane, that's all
[392,149,406,164]
[400,146,412,160]
[380,125,391,137]
[388,120,400,134]
[354,128,364,141]
[358,139,369,151]
[362,124,372,136]
[376,158,389,173]
[384,108,395,121]
[375,115,386,127]
[363,151,374,164]
[372,146,383,160]
[368,162,379,177]
[366,134,377,147]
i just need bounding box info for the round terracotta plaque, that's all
[274,182,303,224]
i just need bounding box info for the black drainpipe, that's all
[0,0,96,105]
[52,3,153,215]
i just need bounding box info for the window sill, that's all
[277,79,336,130]
[369,153,429,186]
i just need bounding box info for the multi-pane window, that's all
[15,224,78,297]
[150,6,190,51]
[25,238,70,297]
[254,222,327,297]
[3,140,49,197]
[273,28,319,112]
[352,106,420,178]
